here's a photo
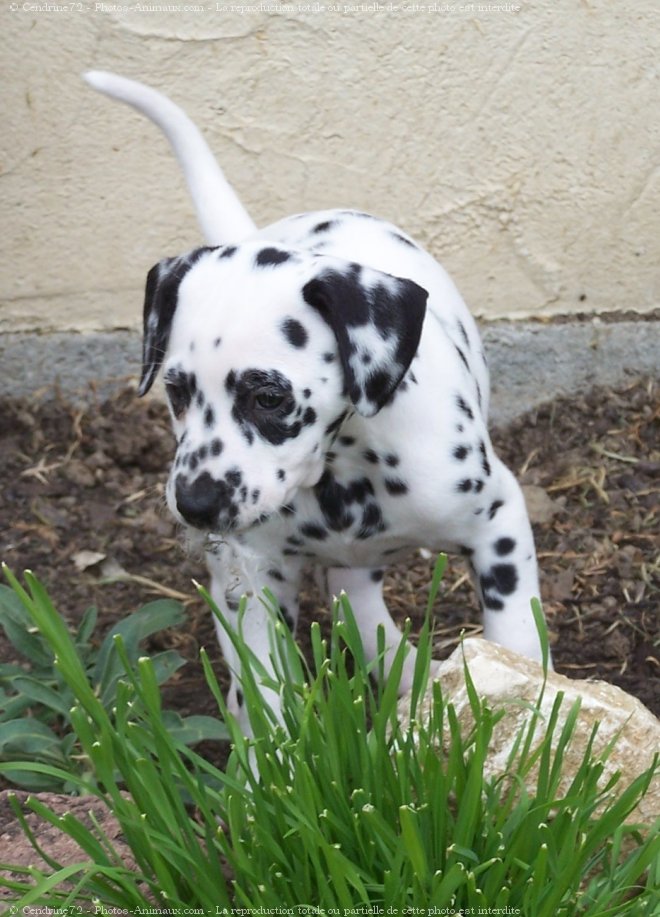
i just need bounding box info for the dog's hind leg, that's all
[466,458,549,665]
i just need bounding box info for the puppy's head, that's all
[140,242,427,535]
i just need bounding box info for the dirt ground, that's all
[1,376,658,743]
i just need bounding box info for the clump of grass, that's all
[0,581,227,792]
[0,560,658,913]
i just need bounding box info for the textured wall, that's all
[1,2,658,334]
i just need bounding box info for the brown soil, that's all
[1,377,658,754]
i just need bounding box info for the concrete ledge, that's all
[484,318,660,424]
[2,319,658,426]
[0,330,141,403]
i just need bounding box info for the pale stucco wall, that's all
[1,1,659,337]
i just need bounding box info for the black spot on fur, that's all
[488,563,518,596]
[303,407,317,426]
[226,469,242,488]
[455,346,470,372]
[268,568,285,582]
[453,445,471,461]
[391,231,417,248]
[225,370,237,394]
[456,395,474,420]
[255,247,291,267]
[457,320,470,348]
[300,522,328,541]
[323,352,336,363]
[313,470,373,532]
[277,469,286,481]
[213,337,222,348]
[480,565,518,609]
[313,220,336,234]
[458,479,473,493]
[370,569,385,582]
[488,500,504,520]
[350,478,375,503]
[210,438,223,457]
[384,454,400,467]
[365,370,395,408]
[281,318,309,349]
[325,411,348,437]
[339,435,355,447]
[204,405,215,428]
[357,503,386,540]
[495,537,516,556]
[363,449,379,464]
[479,441,492,477]
[385,478,408,496]
[219,246,236,259]
[481,591,505,611]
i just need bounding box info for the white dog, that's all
[86,72,546,727]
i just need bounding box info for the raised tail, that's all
[84,70,257,245]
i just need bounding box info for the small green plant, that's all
[0,580,227,791]
[0,560,658,914]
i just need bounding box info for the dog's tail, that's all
[84,71,256,245]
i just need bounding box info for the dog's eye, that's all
[254,389,286,411]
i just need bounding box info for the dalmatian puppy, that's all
[85,72,548,727]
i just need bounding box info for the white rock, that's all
[399,638,659,826]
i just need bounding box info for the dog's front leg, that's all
[325,566,418,695]
[206,548,303,735]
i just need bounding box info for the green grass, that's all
[0,559,658,914]
[0,580,227,792]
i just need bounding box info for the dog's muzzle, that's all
[174,472,239,531]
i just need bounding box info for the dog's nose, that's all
[175,472,232,529]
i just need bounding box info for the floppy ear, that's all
[302,264,428,417]
[138,247,216,396]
